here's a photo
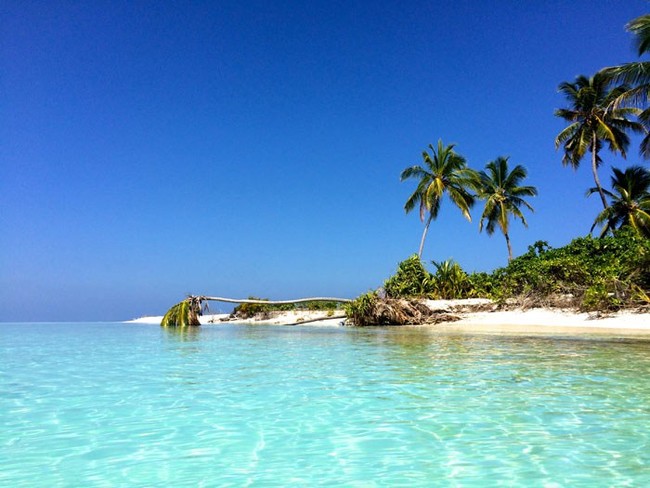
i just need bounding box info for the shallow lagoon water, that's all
[2,322,650,486]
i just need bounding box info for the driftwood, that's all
[354,298,461,326]
[348,298,494,326]
[283,314,347,326]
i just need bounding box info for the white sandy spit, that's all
[125,303,650,334]
[125,310,346,326]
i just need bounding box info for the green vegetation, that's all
[161,297,202,327]
[477,157,537,261]
[343,291,379,327]
[346,229,649,325]
[232,297,341,319]
[589,166,650,237]
[431,259,473,299]
[483,228,650,311]
[383,255,435,298]
[602,15,650,157]
[401,139,478,258]
[233,297,275,319]
[554,73,643,211]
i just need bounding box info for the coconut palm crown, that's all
[401,139,479,258]
[601,14,650,157]
[588,165,650,238]
[477,157,537,261]
[554,72,643,211]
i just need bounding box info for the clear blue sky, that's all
[2,1,649,321]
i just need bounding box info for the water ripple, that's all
[2,323,650,486]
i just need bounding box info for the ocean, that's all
[2,321,650,486]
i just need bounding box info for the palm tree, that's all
[601,14,650,157]
[161,295,352,327]
[554,73,643,211]
[477,157,537,261]
[588,165,650,237]
[401,140,478,258]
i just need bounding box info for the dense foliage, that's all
[380,255,474,300]
[232,297,341,319]
[383,255,435,298]
[347,230,649,325]
[343,291,379,327]
[481,229,650,310]
[589,166,650,237]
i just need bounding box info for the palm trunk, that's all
[418,214,433,258]
[505,232,513,262]
[592,136,609,211]
[200,296,352,304]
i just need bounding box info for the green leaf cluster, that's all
[351,230,649,322]
[431,259,473,299]
[233,298,342,319]
[383,255,435,298]
[232,297,293,319]
[484,228,650,310]
[381,255,475,300]
[161,298,202,327]
[343,291,378,327]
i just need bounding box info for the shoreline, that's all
[126,304,650,335]
[126,310,347,327]
[434,308,650,336]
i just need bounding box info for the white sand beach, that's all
[126,310,346,326]
[126,303,650,335]
[438,308,650,335]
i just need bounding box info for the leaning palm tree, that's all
[554,72,643,210]
[588,165,650,237]
[477,157,537,261]
[601,14,650,157]
[401,140,478,258]
[161,295,352,327]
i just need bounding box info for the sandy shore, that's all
[126,305,650,335]
[437,308,650,336]
[126,310,346,326]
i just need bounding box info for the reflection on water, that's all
[161,325,202,343]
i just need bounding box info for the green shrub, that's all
[344,291,378,326]
[233,297,272,319]
[431,259,473,299]
[488,229,650,308]
[467,271,494,297]
[383,255,435,298]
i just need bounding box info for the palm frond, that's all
[627,14,650,56]
[161,297,202,327]
[400,165,428,181]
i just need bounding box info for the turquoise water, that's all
[2,322,650,487]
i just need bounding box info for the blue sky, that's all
[2,1,649,321]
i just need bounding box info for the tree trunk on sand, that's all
[418,214,433,258]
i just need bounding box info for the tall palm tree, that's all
[477,157,537,261]
[588,165,650,237]
[401,140,478,258]
[601,14,650,157]
[554,73,643,211]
